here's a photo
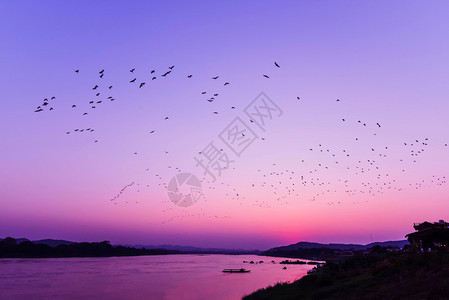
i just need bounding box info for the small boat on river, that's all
[222,268,251,273]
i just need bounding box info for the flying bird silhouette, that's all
[130,78,136,83]
[274,62,280,68]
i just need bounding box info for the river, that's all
[0,254,315,299]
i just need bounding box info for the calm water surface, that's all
[0,254,316,300]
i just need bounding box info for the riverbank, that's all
[0,238,180,258]
[244,251,449,299]
[0,237,259,258]
[0,254,308,300]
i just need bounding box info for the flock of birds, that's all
[34,96,56,112]
[34,63,245,139]
[33,61,448,223]
[109,182,135,203]
[34,62,284,115]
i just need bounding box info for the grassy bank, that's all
[244,251,449,300]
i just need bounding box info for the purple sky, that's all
[1,1,449,250]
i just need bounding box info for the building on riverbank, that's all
[405,220,449,252]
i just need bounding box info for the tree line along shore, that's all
[0,237,180,258]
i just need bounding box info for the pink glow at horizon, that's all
[1,1,449,250]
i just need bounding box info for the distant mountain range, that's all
[0,238,74,247]
[0,238,260,254]
[261,240,410,260]
[1,238,409,255]
[0,238,179,258]
[121,244,262,254]
[266,240,409,252]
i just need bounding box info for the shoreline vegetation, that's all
[0,237,259,258]
[0,237,408,259]
[244,248,449,299]
[4,237,449,298]
[3,222,448,298]
[245,220,449,299]
[0,237,180,258]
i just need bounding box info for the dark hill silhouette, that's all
[245,251,449,299]
[365,240,409,248]
[122,244,261,254]
[262,240,409,260]
[1,238,260,256]
[266,240,408,251]
[0,237,30,244]
[0,237,179,258]
[1,238,74,247]
[32,239,74,247]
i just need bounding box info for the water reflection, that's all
[0,255,315,300]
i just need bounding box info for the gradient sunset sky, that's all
[1,1,449,250]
